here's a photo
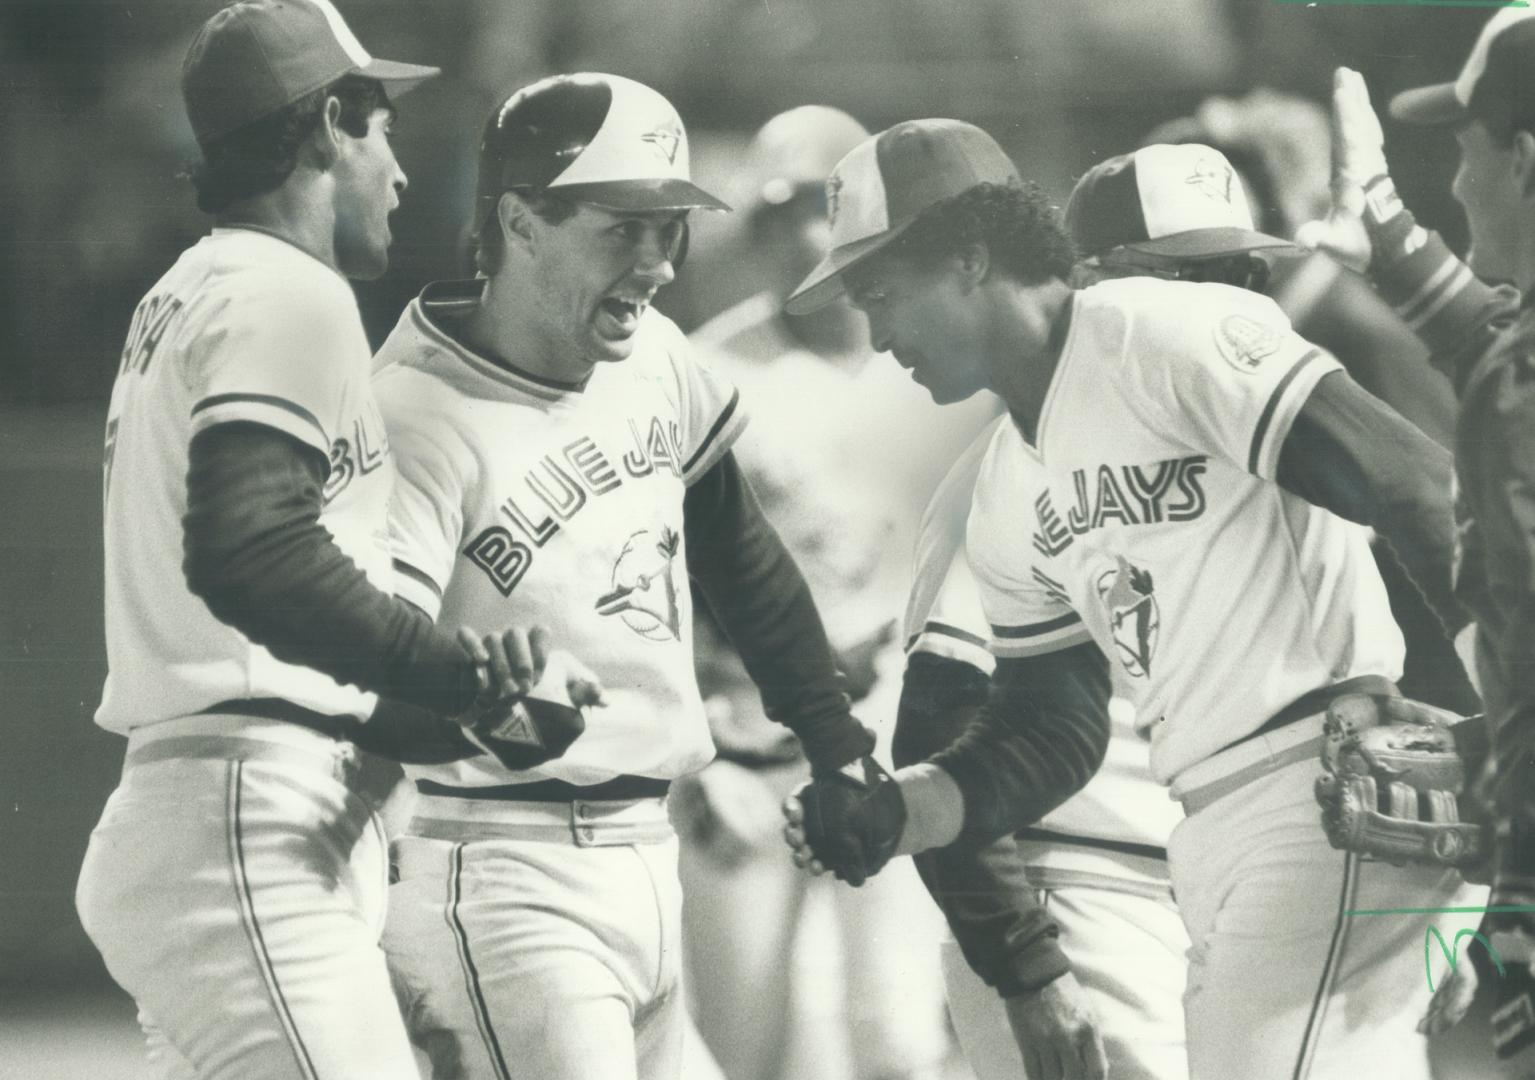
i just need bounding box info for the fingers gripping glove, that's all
[1314,693,1490,875]
[463,694,586,772]
[796,757,907,887]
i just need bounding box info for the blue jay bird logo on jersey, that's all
[596,526,682,641]
[1096,555,1158,679]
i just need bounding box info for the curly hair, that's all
[891,181,1076,286]
[190,75,390,215]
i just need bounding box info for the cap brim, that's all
[357,58,441,99]
[784,223,913,315]
[1120,227,1301,259]
[554,178,731,213]
[1388,82,1464,126]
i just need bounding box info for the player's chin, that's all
[339,240,391,281]
[926,378,978,406]
[587,324,639,362]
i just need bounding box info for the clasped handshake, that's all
[781,755,909,887]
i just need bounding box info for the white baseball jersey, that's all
[373,282,747,787]
[967,277,1403,785]
[906,417,1179,884]
[97,228,395,733]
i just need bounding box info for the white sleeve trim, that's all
[1247,349,1340,480]
[391,558,445,622]
[190,393,330,457]
[681,389,749,485]
[990,615,1094,660]
[906,621,997,675]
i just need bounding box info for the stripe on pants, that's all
[226,760,321,1080]
[446,843,512,1080]
[1292,852,1359,1080]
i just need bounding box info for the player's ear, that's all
[499,192,536,253]
[954,241,990,291]
[310,95,346,169]
[1512,129,1535,198]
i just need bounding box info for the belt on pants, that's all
[1172,675,1399,816]
[122,711,407,809]
[409,777,674,847]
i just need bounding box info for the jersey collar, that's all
[1028,290,1081,452]
[414,279,592,399]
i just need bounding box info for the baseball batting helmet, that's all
[474,72,729,234]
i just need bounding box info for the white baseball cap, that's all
[476,73,729,220]
[1066,143,1298,260]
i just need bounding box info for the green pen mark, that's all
[1271,1,1529,7]
[1425,926,1505,992]
[1345,905,1535,989]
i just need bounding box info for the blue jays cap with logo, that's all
[1066,144,1298,261]
[475,72,730,229]
[1390,7,1535,127]
[182,0,439,148]
[784,118,1020,315]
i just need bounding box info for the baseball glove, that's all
[1314,693,1490,876]
[792,756,907,887]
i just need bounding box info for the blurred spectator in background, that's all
[671,105,996,1080]
[1142,90,1479,716]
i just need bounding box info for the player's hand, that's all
[456,627,604,771]
[1004,972,1108,1080]
[672,760,784,867]
[780,756,906,886]
[1295,67,1382,273]
[1418,953,1480,1036]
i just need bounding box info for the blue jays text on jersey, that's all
[1032,455,1209,557]
[462,415,689,598]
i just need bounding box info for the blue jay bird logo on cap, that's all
[1185,157,1234,204]
[825,172,845,229]
[641,123,682,165]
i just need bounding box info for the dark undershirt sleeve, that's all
[930,645,1112,845]
[1275,371,1467,636]
[182,420,480,716]
[895,651,1071,997]
[682,451,874,771]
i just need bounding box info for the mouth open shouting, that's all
[596,295,647,340]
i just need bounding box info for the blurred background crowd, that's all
[0,2,1502,1078]
[0,0,1483,404]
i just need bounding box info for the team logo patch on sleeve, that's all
[1096,555,1158,679]
[1214,314,1282,373]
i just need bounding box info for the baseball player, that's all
[780,120,1487,1079]
[370,74,878,1080]
[1294,8,1535,1046]
[898,413,1187,1080]
[1140,92,1478,717]
[72,5,578,1079]
[676,105,986,1080]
